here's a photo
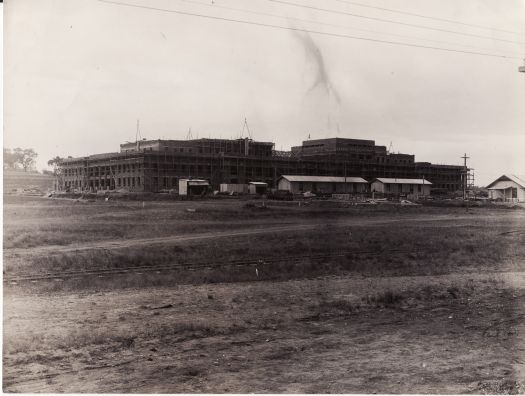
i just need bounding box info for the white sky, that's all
[4,0,525,185]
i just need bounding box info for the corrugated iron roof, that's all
[373,178,432,185]
[486,175,525,189]
[280,175,368,183]
[249,182,268,185]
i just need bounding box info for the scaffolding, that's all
[57,137,465,193]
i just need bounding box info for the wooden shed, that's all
[178,179,210,196]
[277,175,368,194]
[486,175,525,202]
[371,178,432,198]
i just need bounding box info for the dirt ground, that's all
[3,196,525,393]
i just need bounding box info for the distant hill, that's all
[3,170,54,194]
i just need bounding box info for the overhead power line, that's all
[97,0,524,60]
[175,0,525,57]
[329,0,525,36]
[268,0,525,46]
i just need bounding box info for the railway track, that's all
[4,248,426,283]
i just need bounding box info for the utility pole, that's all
[461,153,469,200]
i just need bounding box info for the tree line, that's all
[3,148,38,172]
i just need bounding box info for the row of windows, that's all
[385,184,424,193]
[148,164,212,173]
[117,177,140,188]
[300,153,413,165]
[63,164,143,177]
[143,164,274,177]
[64,177,142,189]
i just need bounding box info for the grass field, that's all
[3,194,525,393]
[3,170,54,194]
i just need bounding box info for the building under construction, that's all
[57,136,464,193]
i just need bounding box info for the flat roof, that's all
[60,152,123,163]
[121,138,274,146]
[302,137,375,146]
[280,175,368,183]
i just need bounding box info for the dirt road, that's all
[3,212,505,258]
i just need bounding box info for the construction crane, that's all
[387,141,394,155]
[240,118,252,139]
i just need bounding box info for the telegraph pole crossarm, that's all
[461,153,470,201]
